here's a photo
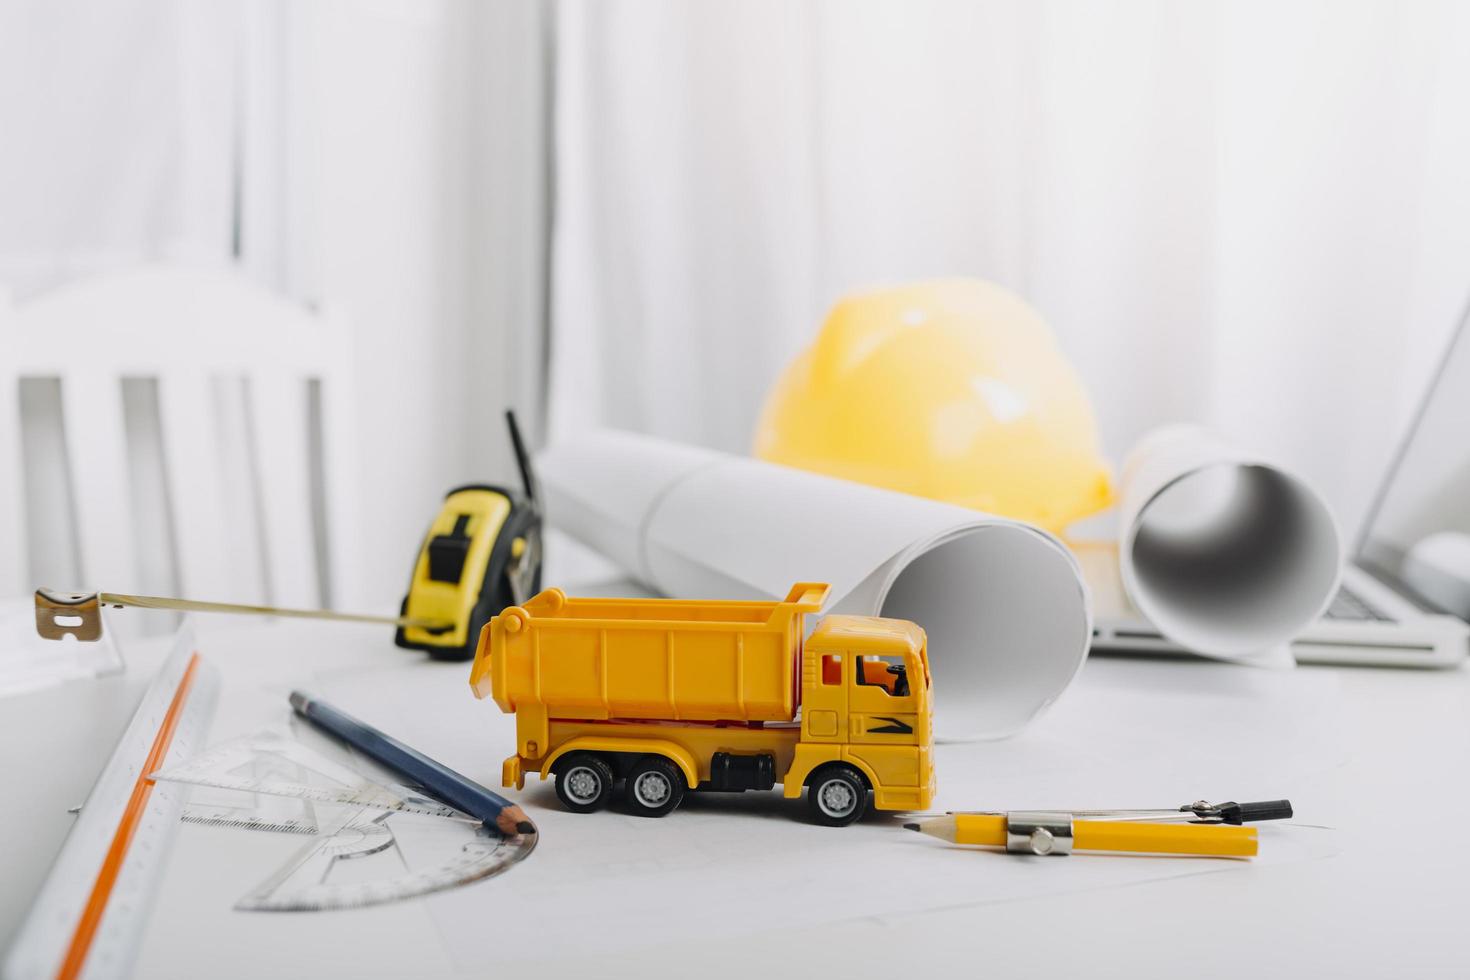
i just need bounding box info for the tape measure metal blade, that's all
[3,626,218,980]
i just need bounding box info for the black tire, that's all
[553,753,614,813]
[806,764,869,827]
[624,756,686,818]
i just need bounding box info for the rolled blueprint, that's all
[539,430,1092,740]
[1119,425,1342,664]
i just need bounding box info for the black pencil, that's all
[289,690,535,837]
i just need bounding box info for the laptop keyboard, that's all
[1324,586,1394,622]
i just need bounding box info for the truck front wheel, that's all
[553,753,614,813]
[624,756,686,818]
[806,764,869,827]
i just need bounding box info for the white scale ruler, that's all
[3,626,218,980]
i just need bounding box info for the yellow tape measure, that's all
[34,411,542,663]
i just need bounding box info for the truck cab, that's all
[789,615,935,820]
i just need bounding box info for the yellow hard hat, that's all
[753,278,1113,532]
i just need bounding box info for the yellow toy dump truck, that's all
[469,583,934,825]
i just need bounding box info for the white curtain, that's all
[548,0,1470,535]
[2,0,554,608]
[0,1,240,295]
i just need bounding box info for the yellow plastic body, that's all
[401,487,510,649]
[952,814,1258,857]
[753,278,1114,533]
[471,583,935,812]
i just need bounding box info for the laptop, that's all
[1084,299,1470,668]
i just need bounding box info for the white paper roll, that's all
[539,430,1093,740]
[1118,425,1342,664]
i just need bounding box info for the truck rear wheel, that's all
[553,753,614,813]
[624,756,686,818]
[807,764,868,827]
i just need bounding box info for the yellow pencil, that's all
[905,813,1258,858]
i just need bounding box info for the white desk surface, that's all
[6,608,1470,979]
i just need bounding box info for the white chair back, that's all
[0,267,362,623]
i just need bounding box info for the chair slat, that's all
[158,373,235,602]
[313,314,364,611]
[61,371,136,591]
[252,372,319,608]
[208,374,273,606]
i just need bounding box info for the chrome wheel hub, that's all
[633,771,672,808]
[564,767,600,803]
[818,780,856,817]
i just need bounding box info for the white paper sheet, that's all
[538,430,1092,740]
[1118,425,1342,664]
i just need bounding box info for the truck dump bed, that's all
[470,583,830,723]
